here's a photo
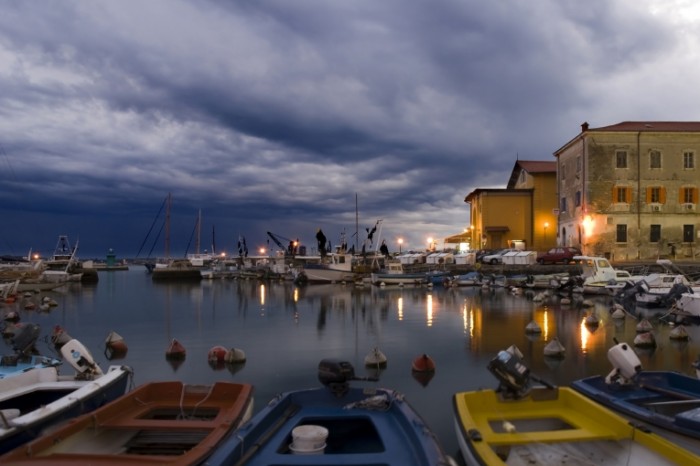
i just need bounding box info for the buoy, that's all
[411,354,436,373]
[544,337,566,358]
[225,347,246,363]
[208,345,228,363]
[525,320,542,334]
[364,347,388,367]
[560,297,571,305]
[104,331,128,359]
[3,311,20,323]
[51,325,72,348]
[585,314,600,327]
[634,331,656,348]
[670,325,689,341]
[23,301,36,310]
[636,319,654,333]
[165,338,186,360]
[582,299,594,308]
[611,308,626,319]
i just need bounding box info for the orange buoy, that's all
[411,354,436,373]
[208,345,228,363]
[165,338,186,360]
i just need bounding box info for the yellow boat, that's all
[453,348,700,465]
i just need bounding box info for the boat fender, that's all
[467,428,482,441]
[502,421,516,433]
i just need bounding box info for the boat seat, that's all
[481,427,621,446]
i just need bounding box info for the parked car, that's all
[480,248,515,265]
[536,247,582,265]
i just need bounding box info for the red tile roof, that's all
[590,121,700,132]
[515,160,556,173]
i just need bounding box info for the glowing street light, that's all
[544,222,550,245]
[398,238,403,254]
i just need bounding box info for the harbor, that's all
[3,267,700,462]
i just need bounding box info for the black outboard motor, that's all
[318,359,378,397]
[488,349,532,399]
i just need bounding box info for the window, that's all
[682,187,698,204]
[614,186,631,203]
[616,224,627,243]
[684,151,695,169]
[649,150,661,169]
[683,224,695,243]
[575,191,581,207]
[650,224,661,243]
[560,197,567,212]
[616,150,628,169]
[647,186,665,204]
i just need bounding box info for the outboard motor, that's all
[605,338,642,386]
[488,348,532,399]
[12,323,40,355]
[318,359,377,397]
[60,339,103,379]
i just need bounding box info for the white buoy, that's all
[544,337,566,358]
[560,297,571,305]
[525,320,542,334]
[636,319,654,333]
[364,347,387,367]
[634,331,656,348]
[670,325,689,341]
[611,308,626,319]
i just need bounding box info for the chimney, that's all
[581,122,589,132]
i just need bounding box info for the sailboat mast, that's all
[165,193,171,259]
[196,209,201,254]
[355,193,359,251]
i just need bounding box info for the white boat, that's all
[295,253,357,284]
[671,292,700,319]
[0,338,133,454]
[571,255,626,295]
[370,260,427,286]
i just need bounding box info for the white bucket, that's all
[290,425,328,454]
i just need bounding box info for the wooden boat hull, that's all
[572,371,700,439]
[0,381,254,465]
[203,386,452,466]
[0,365,132,455]
[453,386,700,465]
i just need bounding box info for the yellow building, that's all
[554,121,700,260]
[465,160,556,251]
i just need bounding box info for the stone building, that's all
[554,121,700,261]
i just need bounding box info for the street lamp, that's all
[544,222,549,245]
[398,238,403,254]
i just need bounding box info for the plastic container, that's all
[290,425,328,454]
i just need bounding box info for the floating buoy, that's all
[560,297,571,305]
[412,370,435,387]
[636,319,654,333]
[225,347,246,364]
[525,320,542,334]
[208,345,228,363]
[581,299,594,308]
[670,325,689,341]
[544,337,565,358]
[411,354,436,373]
[104,331,128,359]
[585,314,600,327]
[634,331,656,348]
[364,347,388,367]
[611,307,626,319]
[165,338,186,360]
[23,301,36,310]
[532,293,545,302]
[3,311,19,323]
[51,325,72,348]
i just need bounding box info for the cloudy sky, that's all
[1,1,700,258]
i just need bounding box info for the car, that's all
[480,248,515,265]
[536,247,582,265]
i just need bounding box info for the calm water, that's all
[4,268,700,460]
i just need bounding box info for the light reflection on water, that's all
[5,268,700,460]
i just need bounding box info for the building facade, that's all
[465,160,556,251]
[554,121,700,260]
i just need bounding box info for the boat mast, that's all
[355,193,359,252]
[165,193,171,259]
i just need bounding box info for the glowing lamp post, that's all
[398,238,403,254]
[544,222,549,246]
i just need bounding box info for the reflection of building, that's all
[465,161,556,251]
[555,122,700,260]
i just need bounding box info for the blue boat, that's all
[203,359,455,466]
[572,339,700,440]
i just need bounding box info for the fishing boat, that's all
[297,253,357,284]
[572,339,700,441]
[203,358,454,466]
[370,260,427,286]
[453,346,700,465]
[0,338,132,454]
[0,380,254,465]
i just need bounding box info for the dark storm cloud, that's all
[0,0,697,256]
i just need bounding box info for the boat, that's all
[203,358,454,466]
[296,252,357,284]
[453,346,700,466]
[572,339,700,441]
[0,380,254,465]
[370,260,428,286]
[0,338,133,454]
[570,255,624,295]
